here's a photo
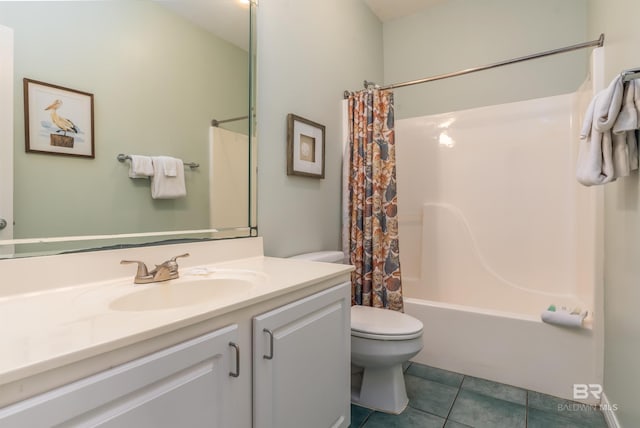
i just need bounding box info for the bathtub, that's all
[404,294,602,403]
[395,51,604,403]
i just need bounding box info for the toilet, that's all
[290,251,424,414]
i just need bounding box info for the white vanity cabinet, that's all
[0,277,351,428]
[0,324,242,428]
[253,282,351,428]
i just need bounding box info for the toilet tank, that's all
[290,251,345,264]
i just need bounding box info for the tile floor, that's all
[350,362,608,428]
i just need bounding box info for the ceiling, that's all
[155,0,250,50]
[364,0,444,22]
[156,0,443,51]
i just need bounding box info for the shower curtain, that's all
[346,89,403,312]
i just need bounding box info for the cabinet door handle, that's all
[263,328,274,360]
[229,342,240,378]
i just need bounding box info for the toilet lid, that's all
[351,305,423,340]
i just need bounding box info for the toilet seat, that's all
[351,305,423,341]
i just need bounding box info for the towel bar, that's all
[117,153,199,169]
[622,68,640,83]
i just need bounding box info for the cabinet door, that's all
[0,324,242,428]
[253,282,350,428]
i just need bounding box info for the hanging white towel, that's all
[150,156,186,199]
[612,80,640,175]
[576,75,624,186]
[162,156,179,177]
[613,80,639,132]
[128,155,154,178]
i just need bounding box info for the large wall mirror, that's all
[0,0,257,259]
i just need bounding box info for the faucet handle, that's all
[161,253,190,274]
[120,260,150,279]
[169,253,190,263]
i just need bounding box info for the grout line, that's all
[359,409,373,428]
[353,405,375,428]
[402,368,464,426]
[404,362,412,373]
[403,406,451,426]
[525,390,528,428]
[443,374,466,424]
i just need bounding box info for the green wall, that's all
[383,0,589,118]
[1,1,248,241]
[256,0,384,257]
[588,0,640,425]
[256,0,591,257]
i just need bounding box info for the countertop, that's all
[0,255,352,390]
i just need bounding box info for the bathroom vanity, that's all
[0,238,352,428]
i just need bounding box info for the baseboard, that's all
[601,392,621,428]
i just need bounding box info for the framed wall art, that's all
[287,113,325,179]
[24,78,94,158]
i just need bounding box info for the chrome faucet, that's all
[121,253,190,284]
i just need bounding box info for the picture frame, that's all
[287,113,325,179]
[24,78,95,158]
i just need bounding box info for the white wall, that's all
[588,1,640,426]
[383,0,589,118]
[256,0,383,257]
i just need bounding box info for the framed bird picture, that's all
[23,78,94,158]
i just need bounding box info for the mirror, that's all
[0,0,257,258]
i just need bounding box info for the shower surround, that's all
[396,78,604,402]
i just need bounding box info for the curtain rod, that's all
[344,33,605,97]
[211,115,249,127]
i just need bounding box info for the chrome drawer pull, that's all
[229,342,240,377]
[263,328,274,360]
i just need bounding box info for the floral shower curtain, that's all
[347,89,403,312]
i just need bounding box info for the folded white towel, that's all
[577,92,615,185]
[128,155,154,178]
[541,309,588,328]
[150,156,186,199]
[577,75,624,186]
[612,80,640,175]
[613,80,638,133]
[609,130,639,178]
[592,75,623,133]
[159,156,179,177]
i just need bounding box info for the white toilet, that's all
[290,251,424,414]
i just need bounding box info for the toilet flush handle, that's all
[263,328,274,360]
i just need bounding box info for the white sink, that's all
[110,274,258,311]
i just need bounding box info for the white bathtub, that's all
[404,295,602,403]
[395,51,604,403]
